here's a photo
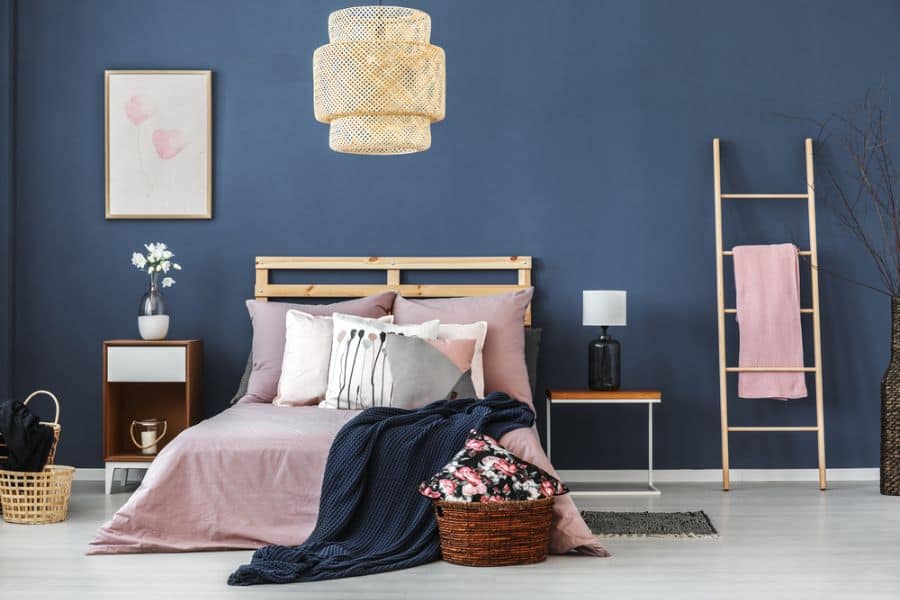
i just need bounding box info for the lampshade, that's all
[313,6,446,155]
[582,291,627,327]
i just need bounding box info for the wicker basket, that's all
[0,390,64,521]
[0,465,75,524]
[434,497,554,566]
[0,390,62,467]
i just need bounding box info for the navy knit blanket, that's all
[228,393,534,586]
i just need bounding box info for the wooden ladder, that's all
[713,138,827,491]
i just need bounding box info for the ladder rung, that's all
[720,193,809,199]
[723,308,814,314]
[728,426,819,432]
[722,250,812,256]
[726,367,817,372]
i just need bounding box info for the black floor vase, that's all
[880,297,900,496]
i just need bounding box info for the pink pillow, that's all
[241,293,396,403]
[392,288,534,407]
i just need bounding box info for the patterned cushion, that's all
[386,334,477,409]
[419,430,569,503]
[321,313,440,409]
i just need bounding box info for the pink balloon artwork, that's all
[152,129,187,160]
[124,94,154,126]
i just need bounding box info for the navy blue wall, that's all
[1,0,13,399]
[11,0,900,469]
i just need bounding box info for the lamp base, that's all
[588,327,620,391]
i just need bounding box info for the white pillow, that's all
[322,313,440,409]
[274,311,392,407]
[437,322,487,398]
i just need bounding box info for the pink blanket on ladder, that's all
[733,243,807,400]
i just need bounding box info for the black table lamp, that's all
[583,290,626,390]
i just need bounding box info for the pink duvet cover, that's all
[88,403,606,556]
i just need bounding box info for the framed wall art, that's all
[105,70,212,219]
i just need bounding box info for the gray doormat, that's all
[581,510,718,538]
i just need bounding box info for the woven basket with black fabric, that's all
[433,497,554,566]
[0,390,65,520]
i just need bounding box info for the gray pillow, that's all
[230,352,253,404]
[385,333,477,409]
[524,328,542,399]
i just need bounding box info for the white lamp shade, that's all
[582,290,627,327]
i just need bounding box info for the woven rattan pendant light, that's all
[313,5,446,155]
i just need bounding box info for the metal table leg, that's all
[546,395,552,461]
[648,402,658,493]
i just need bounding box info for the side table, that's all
[546,389,661,496]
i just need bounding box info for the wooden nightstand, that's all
[546,389,661,496]
[103,340,202,493]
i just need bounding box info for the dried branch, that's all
[779,86,900,297]
[802,256,893,297]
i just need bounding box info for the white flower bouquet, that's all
[131,242,182,287]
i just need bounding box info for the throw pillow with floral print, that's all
[419,430,569,503]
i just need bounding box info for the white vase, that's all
[138,315,170,340]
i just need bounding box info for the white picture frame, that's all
[105,70,212,219]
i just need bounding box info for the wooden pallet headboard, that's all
[254,256,533,325]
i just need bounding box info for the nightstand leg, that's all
[545,396,552,461]
[104,464,114,495]
[648,403,654,489]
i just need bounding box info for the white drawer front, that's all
[107,347,186,382]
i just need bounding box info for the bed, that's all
[89,256,604,556]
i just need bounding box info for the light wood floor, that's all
[0,481,898,599]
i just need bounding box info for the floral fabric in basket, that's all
[419,430,569,503]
